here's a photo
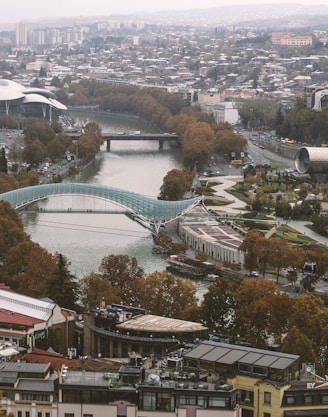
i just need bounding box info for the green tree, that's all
[46,253,80,311]
[201,278,236,336]
[0,148,7,173]
[22,139,47,166]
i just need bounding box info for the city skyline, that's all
[0,0,323,25]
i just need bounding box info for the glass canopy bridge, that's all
[0,183,203,232]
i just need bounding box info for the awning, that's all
[284,409,328,416]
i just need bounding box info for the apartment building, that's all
[271,32,313,47]
[2,340,317,417]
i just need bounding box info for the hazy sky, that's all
[1,0,318,24]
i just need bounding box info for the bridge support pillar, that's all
[158,139,164,150]
[106,139,111,151]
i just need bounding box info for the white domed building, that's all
[0,79,67,122]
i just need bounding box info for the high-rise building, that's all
[16,21,27,45]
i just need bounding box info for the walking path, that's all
[199,173,328,246]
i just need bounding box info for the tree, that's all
[22,139,47,166]
[134,271,198,319]
[46,253,80,311]
[158,169,193,200]
[76,131,102,160]
[0,201,26,262]
[201,278,236,337]
[182,137,213,171]
[214,129,247,157]
[239,229,263,273]
[99,254,144,305]
[281,326,315,364]
[47,134,72,160]
[234,279,289,348]
[267,237,291,283]
[0,148,7,173]
[3,241,56,298]
[0,172,18,193]
[80,272,119,310]
[23,117,56,145]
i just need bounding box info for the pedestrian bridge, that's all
[0,183,202,232]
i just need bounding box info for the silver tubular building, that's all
[295,146,328,182]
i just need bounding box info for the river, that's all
[21,110,210,299]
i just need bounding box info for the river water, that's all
[21,110,210,298]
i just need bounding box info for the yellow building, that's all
[184,341,300,417]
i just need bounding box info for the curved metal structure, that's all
[0,183,202,232]
[295,147,328,175]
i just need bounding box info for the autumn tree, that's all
[0,201,26,262]
[158,169,193,200]
[134,271,198,319]
[15,171,39,188]
[23,117,56,145]
[0,172,18,193]
[3,240,56,298]
[283,293,328,373]
[239,229,263,273]
[281,326,316,364]
[76,131,103,160]
[267,237,292,283]
[182,121,215,170]
[234,279,291,348]
[80,272,119,310]
[214,129,247,158]
[99,254,144,305]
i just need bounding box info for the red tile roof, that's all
[0,309,43,327]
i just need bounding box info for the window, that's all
[157,392,172,411]
[304,395,313,405]
[264,413,271,417]
[322,395,328,405]
[253,366,267,376]
[177,395,196,406]
[264,392,271,405]
[64,414,74,417]
[25,412,30,417]
[37,413,42,417]
[286,396,295,405]
[45,414,50,417]
[239,390,254,405]
[18,412,22,417]
[208,397,226,407]
[83,415,93,417]
[238,363,251,373]
[142,392,156,411]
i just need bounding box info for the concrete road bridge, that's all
[0,183,202,232]
[104,133,179,151]
[66,132,179,150]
